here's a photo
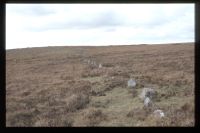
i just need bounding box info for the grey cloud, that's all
[126,5,194,29]
[7,4,55,16]
[19,3,194,45]
[91,11,123,27]
[104,28,116,32]
[28,10,124,31]
[26,6,55,16]
[66,11,123,29]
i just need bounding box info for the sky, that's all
[6,4,194,49]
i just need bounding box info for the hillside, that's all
[6,43,194,126]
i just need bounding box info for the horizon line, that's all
[6,42,194,50]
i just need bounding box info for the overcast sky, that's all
[6,4,194,49]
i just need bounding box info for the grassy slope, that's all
[6,43,194,126]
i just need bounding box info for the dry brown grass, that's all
[6,43,194,126]
[126,107,150,121]
[84,108,106,126]
[143,102,194,127]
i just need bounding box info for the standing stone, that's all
[153,109,165,118]
[139,88,156,101]
[99,63,102,68]
[127,79,136,88]
[144,97,152,107]
[90,61,93,66]
[93,61,97,67]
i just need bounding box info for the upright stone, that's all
[153,109,165,118]
[144,97,152,107]
[127,79,136,88]
[99,63,102,68]
[139,87,156,101]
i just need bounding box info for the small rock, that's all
[99,63,102,68]
[139,87,156,101]
[153,109,165,118]
[144,97,152,107]
[127,79,136,88]
[94,61,97,66]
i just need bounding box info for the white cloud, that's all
[6,4,194,49]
